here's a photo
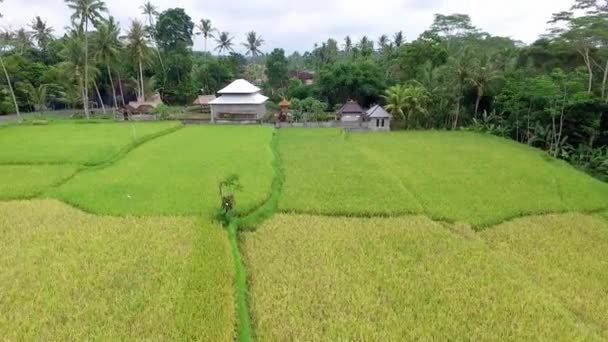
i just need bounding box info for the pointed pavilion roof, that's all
[217,79,261,94]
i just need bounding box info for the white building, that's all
[366,105,392,131]
[209,79,268,123]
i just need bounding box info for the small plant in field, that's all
[218,174,243,223]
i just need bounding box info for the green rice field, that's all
[0,122,606,340]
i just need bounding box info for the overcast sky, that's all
[1,0,573,53]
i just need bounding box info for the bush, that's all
[153,104,171,120]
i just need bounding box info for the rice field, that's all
[0,165,78,199]
[242,214,603,340]
[51,126,275,217]
[482,213,608,337]
[0,200,234,340]
[278,129,608,226]
[0,122,179,165]
[1,123,608,340]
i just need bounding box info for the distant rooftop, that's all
[337,100,365,116]
[217,79,261,94]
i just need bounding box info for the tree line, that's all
[0,0,606,179]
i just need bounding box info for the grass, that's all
[278,129,422,216]
[242,214,601,340]
[278,129,608,226]
[51,125,275,217]
[0,165,79,199]
[0,199,234,340]
[482,213,608,337]
[0,122,180,165]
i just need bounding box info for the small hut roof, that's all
[336,100,365,115]
[218,79,261,94]
[367,105,392,118]
[193,95,216,105]
[279,99,291,107]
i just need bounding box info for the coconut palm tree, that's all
[65,0,107,119]
[0,0,20,120]
[13,29,33,54]
[214,31,234,54]
[94,16,121,111]
[196,18,215,53]
[243,31,264,57]
[29,17,54,51]
[0,32,20,120]
[467,54,502,116]
[377,34,390,51]
[125,20,150,100]
[383,84,431,127]
[344,36,352,54]
[393,31,404,47]
[140,1,165,76]
[141,1,158,26]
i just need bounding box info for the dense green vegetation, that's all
[243,214,603,340]
[279,129,608,226]
[0,122,179,164]
[0,199,234,340]
[51,125,274,217]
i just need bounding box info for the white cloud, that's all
[1,0,575,53]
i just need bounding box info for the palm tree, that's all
[140,1,165,76]
[344,36,352,53]
[29,17,54,50]
[196,19,215,52]
[13,29,33,54]
[141,1,158,26]
[0,0,19,120]
[0,31,20,120]
[65,0,107,119]
[383,85,407,120]
[467,54,502,116]
[214,31,234,54]
[383,84,431,128]
[377,34,390,51]
[94,17,121,111]
[393,31,404,47]
[125,20,150,100]
[243,31,264,57]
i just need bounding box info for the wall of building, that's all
[211,104,266,122]
[368,118,390,131]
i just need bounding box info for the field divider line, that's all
[82,124,184,169]
[222,129,285,342]
[42,125,185,196]
[473,206,608,231]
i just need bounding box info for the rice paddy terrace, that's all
[1,122,607,340]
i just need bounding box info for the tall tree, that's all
[196,19,215,52]
[125,20,150,99]
[65,0,107,119]
[393,31,404,47]
[29,16,54,51]
[94,16,121,111]
[377,34,390,52]
[468,53,503,116]
[265,48,289,92]
[344,36,353,54]
[0,6,21,120]
[215,31,234,54]
[243,31,264,57]
[140,1,165,76]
